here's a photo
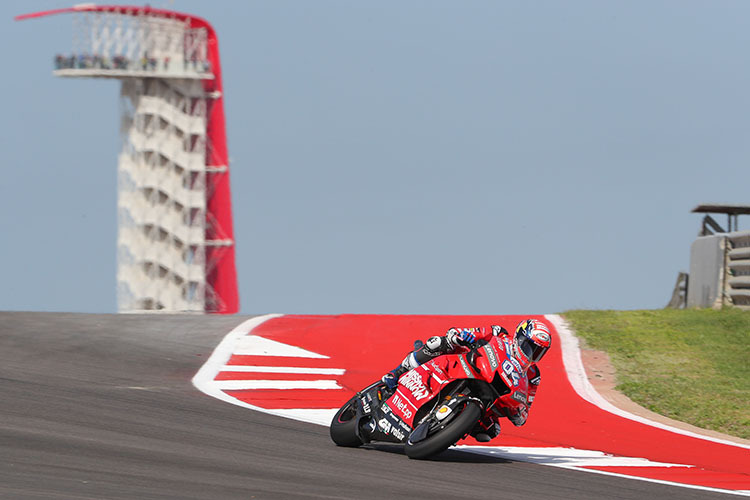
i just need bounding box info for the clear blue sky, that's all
[3,1,749,315]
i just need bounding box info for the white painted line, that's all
[460,446,750,497]
[212,379,343,390]
[220,365,345,375]
[192,314,348,427]
[546,313,750,450]
[559,466,750,498]
[234,335,328,358]
[457,446,691,468]
[194,314,748,497]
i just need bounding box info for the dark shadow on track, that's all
[364,443,513,463]
[0,312,733,500]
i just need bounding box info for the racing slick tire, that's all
[404,400,481,459]
[329,395,364,447]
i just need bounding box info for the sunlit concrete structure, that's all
[687,204,750,310]
[17,5,239,313]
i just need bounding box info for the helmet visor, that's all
[517,334,548,363]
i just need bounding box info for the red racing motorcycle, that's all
[329,335,531,459]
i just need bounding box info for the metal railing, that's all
[685,230,750,310]
[726,231,750,308]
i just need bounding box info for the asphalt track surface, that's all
[0,312,736,500]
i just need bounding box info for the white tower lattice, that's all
[18,5,239,313]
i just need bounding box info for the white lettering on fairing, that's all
[428,360,445,375]
[391,394,413,419]
[399,370,430,401]
[378,418,391,433]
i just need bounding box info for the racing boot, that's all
[381,365,407,390]
[381,339,424,390]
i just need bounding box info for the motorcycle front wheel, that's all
[404,400,481,459]
[329,395,364,447]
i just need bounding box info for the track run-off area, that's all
[194,313,750,497]
[1,311,747,499]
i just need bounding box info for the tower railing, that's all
[17,5,239,313]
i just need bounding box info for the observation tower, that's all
[17,5,239,314]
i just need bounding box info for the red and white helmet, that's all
[513,319,552,367]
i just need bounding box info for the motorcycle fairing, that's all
[353,384,411,444]
[386,351,478,428]
[376,337,531,440]
[375,402,412,441]
[387,368,434,428]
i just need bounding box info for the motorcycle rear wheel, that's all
[329,395,364,447]
[404,401,481,459]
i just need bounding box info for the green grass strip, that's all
[562,308,750,440]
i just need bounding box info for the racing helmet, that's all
[513,319,552,365]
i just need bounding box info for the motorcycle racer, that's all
[381,318,552,441]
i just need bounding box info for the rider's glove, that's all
[508,406,529,427]
[447,328,476,348]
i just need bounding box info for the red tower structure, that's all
[17,5,239,314]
